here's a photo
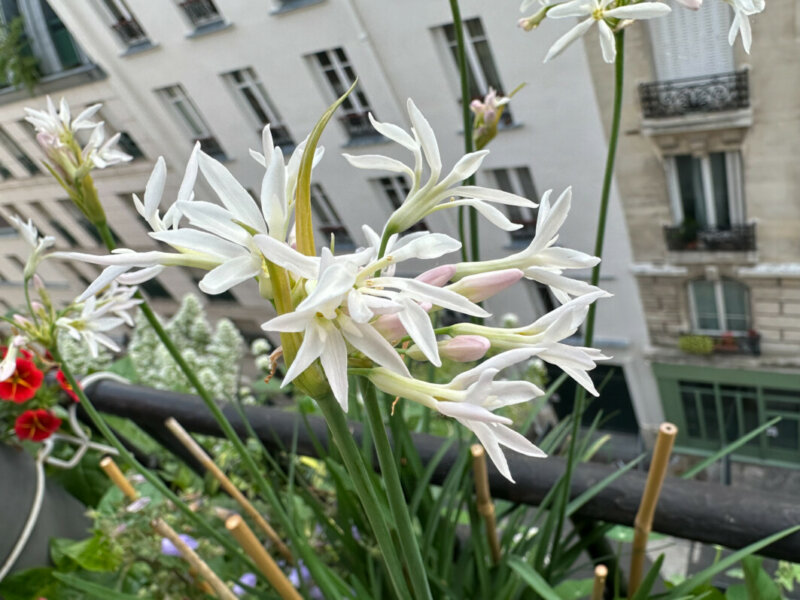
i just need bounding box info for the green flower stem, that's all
[314,392,412,600]
[449,0,478,263]
[52,348,254,569]
[362,379,433,600]
[548,29,625,574]
[94,222,341,598]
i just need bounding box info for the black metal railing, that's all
[179,0,223,27]
[678,332,761,356]
[82,378,800,561]
[639,70,749,118]
[664,222,756,252]
[110,18,149,46]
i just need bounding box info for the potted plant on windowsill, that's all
[714,331,740,353]
[677,334,715,355]
[746,329,761,356]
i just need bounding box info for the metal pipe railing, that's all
[84,378,800,561]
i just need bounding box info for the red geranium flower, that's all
[0,358,44,403]
[56,370,80,402]
[14,409,62,442]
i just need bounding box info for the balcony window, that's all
[486,167,538,244]
[375,176,426,232]
[664,151,752,251]
[223,67,293,149]
[689,279,750,334]
[440,18,512,126]
[309,183,354,248]
[178,0,223,29]
[156,84,225,159]
[99,0,149,48]
[0,0,88,82]
[310,48,377,142]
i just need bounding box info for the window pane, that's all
[691,280,719,330]
[767,419,799,450]
[700,391,720,441]
[721,280,749,331]
[709,152,730,229]
[676,155,707,227]
[515,167,538,201]
[680,390,702,437]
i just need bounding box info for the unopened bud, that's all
[416,264,456,287]
[407,335,491,363]
[447,268,524,302]
[518,6,549,31]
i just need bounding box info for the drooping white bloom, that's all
[724,0,764,53]
[454,188,606,303]
[369,348,548,481]
[544,0,671,63]
[8,215,55,278]
[344,99,538,235]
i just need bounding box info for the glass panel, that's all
[741,396,760,447]
[515,167,538,201]
[709,152,730,229]
[492,169,513,193]
[700,391,720,441]
[676,155,707,228]
[767,419,799,450]
[691,280,719,330]
[721,280,749,332]
[680,389,702,438]
[719,392,739,443]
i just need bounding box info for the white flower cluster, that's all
[519,0,765,63]
[60,99,610,481]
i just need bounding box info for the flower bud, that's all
[416,264,456,287]
[518,6,549,31]
[447,268,524,302]
[407,335,491,363]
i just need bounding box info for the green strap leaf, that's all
[508,556,561,600]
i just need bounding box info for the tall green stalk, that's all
[94,222,341,598]
[449,0,478,263]
[547,30,625,573]
[362,380,433,600]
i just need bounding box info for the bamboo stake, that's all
[629,422,678,595]
[471,444,501,564]
[99,456,137,500]
[165,417,294,564]
[592,565,607,600]
[226,514,302,600]
[153,518,237,600]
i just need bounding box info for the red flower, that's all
[14,409,62,442]
[0,358,44,403]
[1,346,32,360]
[56,370,80,402]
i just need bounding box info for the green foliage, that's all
[0,16,39,93]
[678,334,715,355]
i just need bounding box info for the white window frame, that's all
[156,84,223,156]
[688,279,750,334]
[310,48,375,138]
[666,151,744,228]
[223,67,293,147]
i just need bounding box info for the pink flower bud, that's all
[13,314,32,327]
[373,302,433,342]
[33,274,45,291]
[440,335,491,362]
[448,269,524,302]
[416,264,456,287]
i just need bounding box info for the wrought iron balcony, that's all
[110,18,149,47]
[663,222,756,252]
[639,70,749,118]
[179,0,223,28]
[678,331,761,356]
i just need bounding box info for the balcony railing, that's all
[664,222,756,252]
[179,0,223,28]
[110,18,149,47]
[678,332,761,356]
[639,70,749,119]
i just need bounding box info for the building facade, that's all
[583,0,800,464]
[0,0,662,436]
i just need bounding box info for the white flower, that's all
[369,348,548,481]
[0,336,27,381]
[343,99,537,235]
[454,188,607,303]
[56,290,139,357]
[724,0,764,53]
[8,215,55,278]
[544,0,671,63]
[24,97,101,143]
[84,124,133,168]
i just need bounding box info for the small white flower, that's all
[724,0,764,53]
[544,0,671,63]
[8,215,55,278]
[369,348,548,481]
[344,99,537,235]
[56,288,140,357]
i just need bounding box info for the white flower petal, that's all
[544,17,595,63]
[438,150,490,189]
[318,324,349,410]
[177,201,251,247]
[261,146,288,239]
[597,20,616,63]
[449,185,538,208]
[143,157,166,223]
[604,2,671,19]
[150,229,244,259]
[407,99,441,180]
[343,154,415,179]
[253,234,320,280]
[368,112,419,151]
[198,152,267,235]
[198,255,259,294]
[372,277,490,318]
[467,420,514,481]
[387,233,461,262]
[177,143,201,204]
[397,298,440,366]
[282,322,324,386]
[492,424,547,457]
[546,0,590,18]
[339,317,410,377]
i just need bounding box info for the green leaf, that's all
[0,567,59,600]
[632,555,665,600]
[53,533,123,572]
[741,555,782,600]
[48,454,112,507]
[508,556,562,600]
[566,454,645,517]
[52,573,142,599]
[665,525,800,598]
[295,78,357,257]
[554,578,595,599]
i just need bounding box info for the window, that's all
[156,84,225,159]
[98,0,149,48]
[223,68,294,149]
[309,183,354,248]
[73,107,144,160]
[0,158,12,180]
[178,0,223,29]
[440,18,512,125]
[689,279,750,333]
[0,0,87,77]
[374,176,426,232]
[311,48,377,141]
[668,152,743,230]
[0,126,39,175]
[486,167,538,243]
